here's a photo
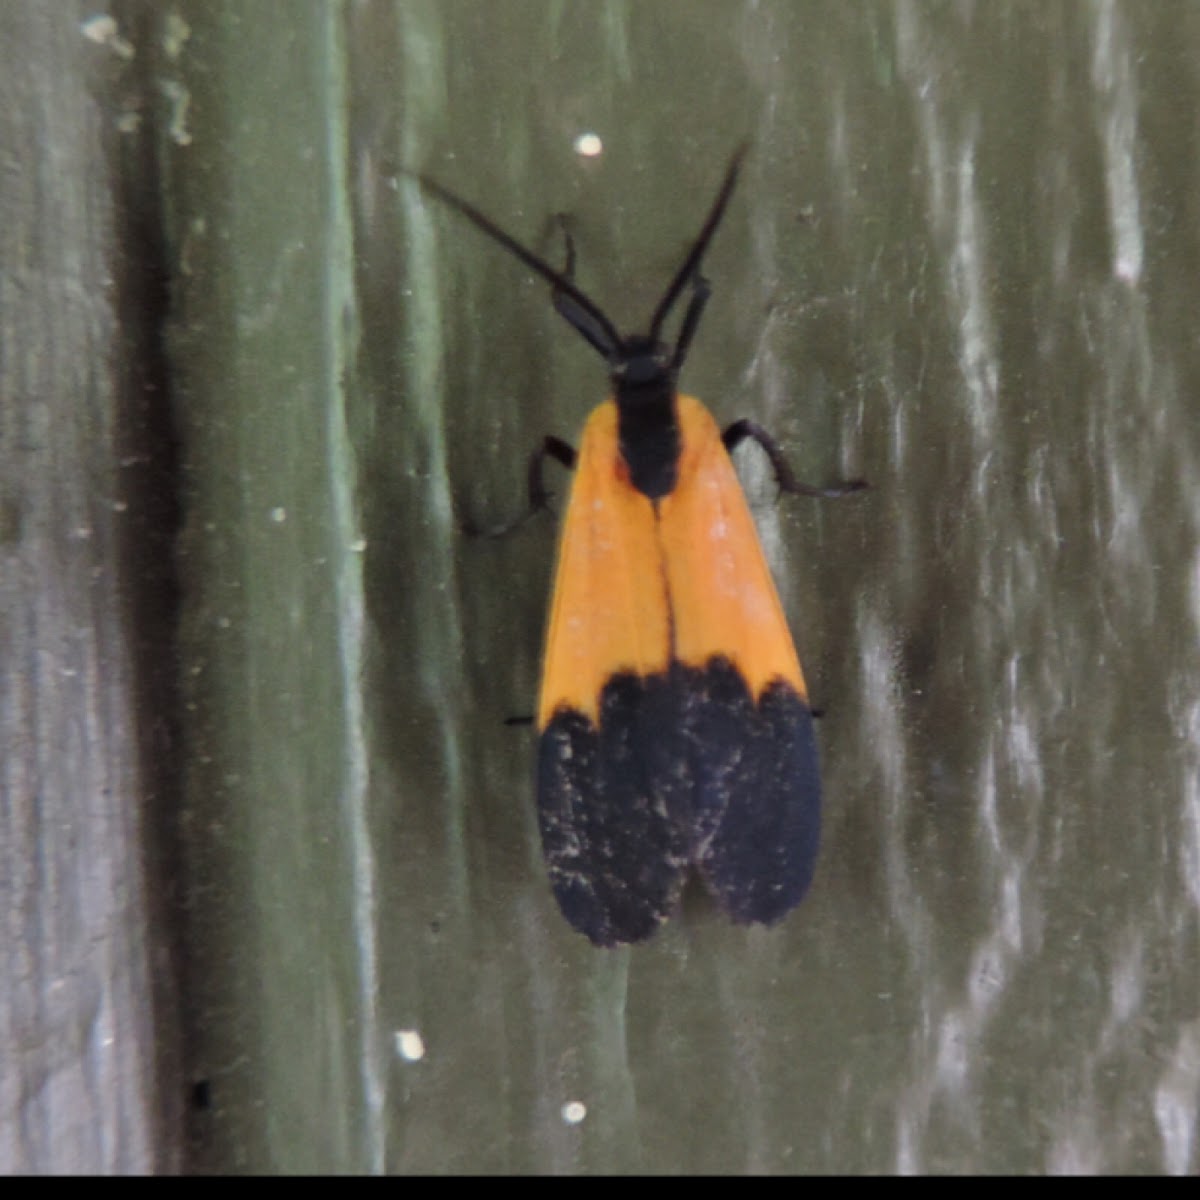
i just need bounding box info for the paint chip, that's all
[81,14,135,59]
[573,133,604,159]
[395,1029,425,1062]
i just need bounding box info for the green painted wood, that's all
[7,0,1200,1175]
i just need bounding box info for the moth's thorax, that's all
[612,337,680,500]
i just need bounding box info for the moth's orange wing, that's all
[537,401,670,729]
[660,396,808,703]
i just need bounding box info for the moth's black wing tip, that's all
[550,878,669,948]
[535,665,821,945]
[692,666,822,928]
[536,681,689,948]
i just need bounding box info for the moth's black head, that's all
[611,335,674,391]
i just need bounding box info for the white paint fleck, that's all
[81,14,135,59]
[394,1029,425,1062]
[163,11,191,60]
[573,133,603,158]
[160,78,193,147]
